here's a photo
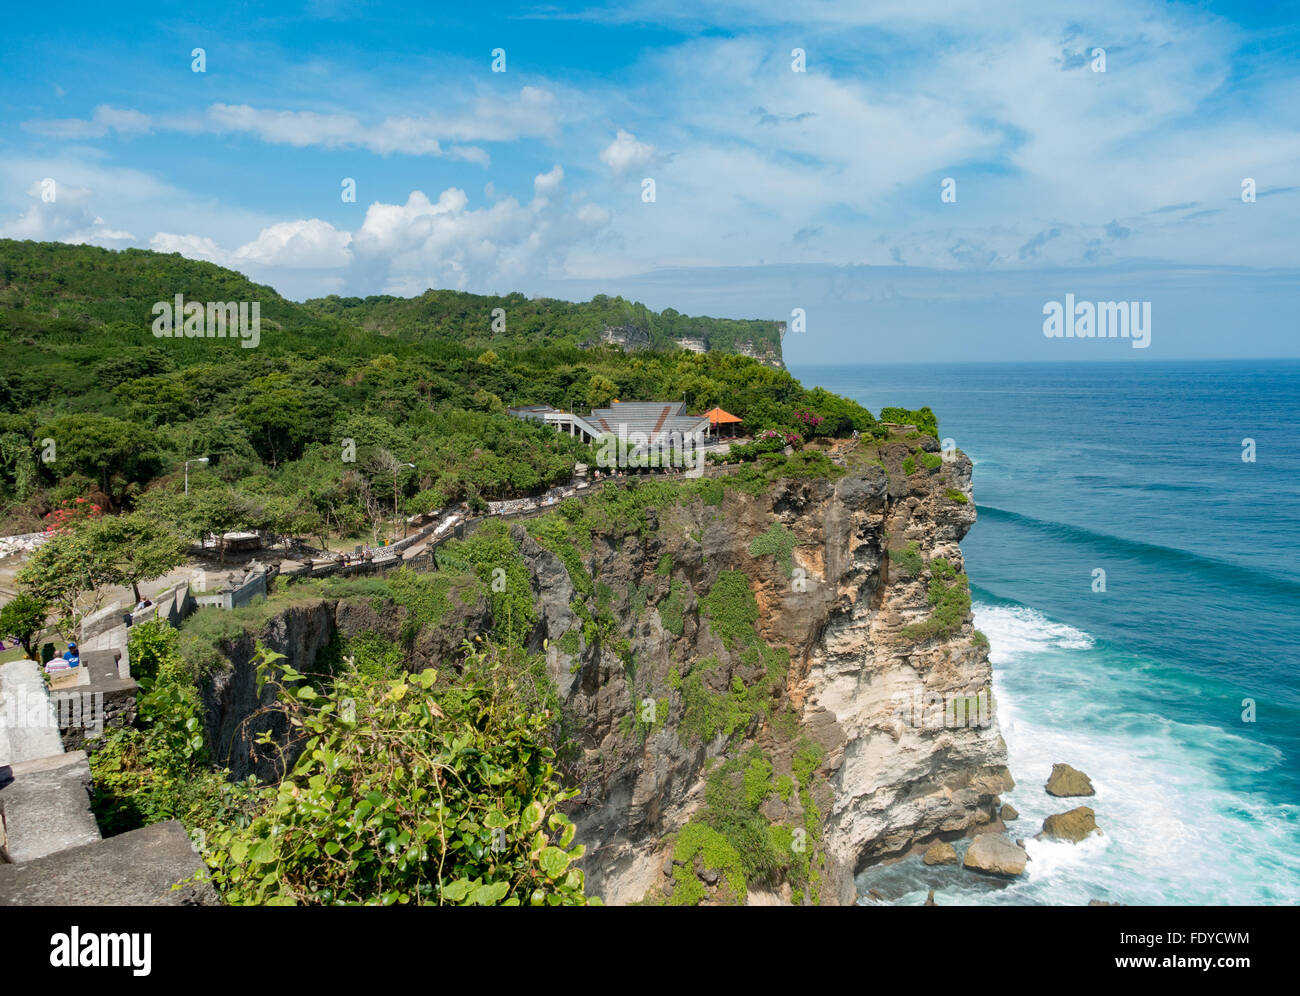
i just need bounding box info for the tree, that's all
[137,484,256,562]
[34,414,161,511]
[88,513,190,603]
[16,528,117,637]
[237,373,310,468]
[0,593,50,657]
[585,375,616,409]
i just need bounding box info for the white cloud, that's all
[0,180,135,246]
[22,87,567,162]
[350,166,610,293]
[599,129,656,175]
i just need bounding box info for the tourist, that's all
[62,641,80,668]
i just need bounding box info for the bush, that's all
[879,406,938,437]
[888,542,924,579]
[201,644,595,906]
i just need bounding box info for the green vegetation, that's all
[90,619,243,836]
[669,820,747,905]
[201,644,595,905]
[748,520,797,578]
[658,579,689,637]
[0,240,961,909]
[698,570,759,651]
[558,629,581,655]
[946,488,969,504]
[888,541,924,579]
[676,648,787,746]
[0,592,48,657]
[880,406,938,437]
[902,455,916,476]
[16,511,187,635]
[919,451,943,471]
[901,560,972,643]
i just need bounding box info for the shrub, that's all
[901,572,971,643]
[748,521,797,578]
[888,542,923,579]
[202,644,595,906]
[698,571,759,651]
[658,579,689,637]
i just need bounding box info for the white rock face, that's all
[804,448,1013,875]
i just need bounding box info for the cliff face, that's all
[519,441,1012,904]
[196,437,1009,905]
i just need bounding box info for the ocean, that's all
[791,360,1300,906]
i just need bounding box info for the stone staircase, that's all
[0,653,216,904]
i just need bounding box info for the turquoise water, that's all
[793,360,1300,906]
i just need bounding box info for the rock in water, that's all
[1045,763,1095,797]
[962,833,1027,877]
[1038,806,1102,843]
[1000,803,1019,822]
[924,889,937,906]
[922,841,958,865]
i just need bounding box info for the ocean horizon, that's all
[792,358,1300,905]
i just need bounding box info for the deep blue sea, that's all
[792,360,1300,906]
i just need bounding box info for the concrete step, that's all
[81,648,124,683]
[0,820,217,905]
[0,659,64,767]
[0,750,101,863]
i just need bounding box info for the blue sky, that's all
[1,0,1297,362]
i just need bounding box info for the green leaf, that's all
[441,879,474,902]
[471,880,510,905]
[538,846,572,879]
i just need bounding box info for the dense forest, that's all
[0,240,863,542]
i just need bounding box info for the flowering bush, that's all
[42,497,103,534]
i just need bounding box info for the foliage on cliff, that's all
[200,644,595,905]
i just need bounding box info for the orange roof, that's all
[704,407,742,424]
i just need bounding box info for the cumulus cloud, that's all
[350,166,611,293]
[599,130,656,176]
[137,167,609,295]
[0,180,135,246]
[152,219,352,270]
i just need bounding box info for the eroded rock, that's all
[962,833,1027,877]
[922,841,958,865]
[1038,806,1101,843]
[1045,763,1095,797]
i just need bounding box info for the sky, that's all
[1,0,1297,363]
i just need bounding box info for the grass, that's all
[888,541,924,579]
[748,520,797,578]
[698,570,759,651]
[658,579,689,637]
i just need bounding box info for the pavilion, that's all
[703,406,743,438]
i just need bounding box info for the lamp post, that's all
[394,463,416,515]
[185,457,209,496]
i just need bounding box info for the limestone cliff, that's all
[194,434,1010,906]
[517,438,1012,905]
